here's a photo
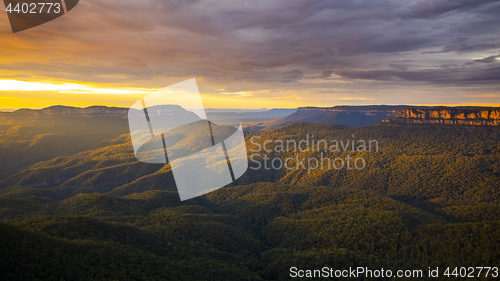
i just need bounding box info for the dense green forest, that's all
[0,116,499,280]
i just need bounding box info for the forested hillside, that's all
[0,115,499,280]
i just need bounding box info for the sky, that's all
[0,0,499,110]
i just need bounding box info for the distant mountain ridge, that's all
[261,105,408,130]
[260,105,500,130]
[2,106,130,119]
[0,106,296,121]
[2,105,499,129]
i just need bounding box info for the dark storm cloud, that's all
[1,0,499,103]
[438,37,500,53]
[474,55,500,63]
[336,61,500,86]
[277,69,304,83]
[399,0,500,19]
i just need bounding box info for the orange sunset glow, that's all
[1,0,499,111]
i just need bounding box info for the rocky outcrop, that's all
[390,107,500,125]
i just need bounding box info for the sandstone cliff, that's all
[390,107,500,125]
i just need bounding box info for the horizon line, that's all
[2,103,500,113]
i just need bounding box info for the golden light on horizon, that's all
[0,79,311,110]
[1,79,499,112]
[0,79,159,110]
[0,79,156,95]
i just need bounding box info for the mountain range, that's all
[0,105,499,280]
[3,105,498,131]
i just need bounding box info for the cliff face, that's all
[284,106,500,127]
[391,107,500,125]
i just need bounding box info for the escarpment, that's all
[389,107,500,125]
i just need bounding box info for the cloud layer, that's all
[0,0,499,107]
